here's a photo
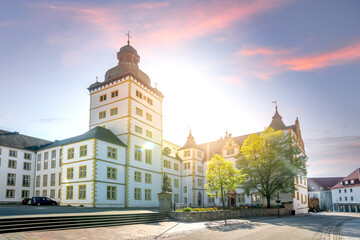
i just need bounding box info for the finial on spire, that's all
[96,76,98,82]
[126,31,132,45]
[272,100,278,110]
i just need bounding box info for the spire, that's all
[268,103,286,130]
[179,129,199,150]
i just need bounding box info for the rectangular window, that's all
[79,165,87,178]
[37,154,41,170]
[59,173,61,186]
[9,150,17,157]
[8,159,16,169]
[59,149,62,166]
[67,148,74,160]
[226,149,235,155]
[136,90,142,99]
[79,185,86,200]
[351,196,354,201]
[7,174,16,186]
[198,166,203,173]
[51,173,56,186]
[110,107,118,116]
[111,90,118,98]
[350,189,353,193]
[134,146,142,161]
[145,173,152,184]
[174,163,179,171]
[184,186,187,193]
[22,190,29,198]
[107,147,117,159]
[197,151,202,158]
[51,158,56,168]
[208,195,215,204]
[134,171,142,182]
[35,190,40,196]
[145,149,152,164]
[136,107,143,116]
[67,167,74,179]
[164,160,171,169]
[145,189,151,201]
[66,186,74,199]
[43,175,48,187]
[24,153,31,160]
[107,186,116,200]
[184,197,188,204]
[107,167,117,180]
[99,111,106,119]
[51,150,56,159]
[44,152,48,169]
[173,194,179,204]
[50,189,55,199]
[0,148,2,155]
[80,145,87,157]
[42,190,47,197]
[146,130,152,138]
[174,179,179,188]
[135,125,143,134]
[6,190,15,198]
[23,162,31,170]
[36,175,40,187]
[23,175,30,187]
[184,150,190,157]
[198,178,203,186]
[296,191,299,201]
[147,98,153,106]
[146,113,152,121]
[134,188,141,200]
[345,197,348,201]
[100,94,107,102]
[184,162,191,170]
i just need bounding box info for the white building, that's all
[0,41,308,213]
[331,168,360,212]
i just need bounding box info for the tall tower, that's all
[88,41,164,207]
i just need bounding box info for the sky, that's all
[0,0,359,178]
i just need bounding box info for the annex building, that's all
[0,42,308,214]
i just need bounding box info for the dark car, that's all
[21,198,31,205]
[30,197,58,206]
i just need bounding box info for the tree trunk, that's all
[222,191,226,210]
[267,197,271,208]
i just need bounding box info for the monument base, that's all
[158,192,172,213]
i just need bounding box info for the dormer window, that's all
[226,149,235,155]
[345,181,348,185]
[340,182,343,185]
[350,180,354,184]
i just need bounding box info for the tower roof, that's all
[268,107,287,130]
[179,130,199,150]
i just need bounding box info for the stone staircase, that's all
[0,213,173,234]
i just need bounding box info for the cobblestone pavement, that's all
[0,212,359,240]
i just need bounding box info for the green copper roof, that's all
[40,126,126,150]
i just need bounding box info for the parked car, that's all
[30,197,58,206]
[21,198,31,205]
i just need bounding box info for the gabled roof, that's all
[40,126,126,150]
[331,168,360,189]
[178,130,200,151]
[0,130,51,150]
[307,177,344,191]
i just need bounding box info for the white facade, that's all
[0,146,36,202]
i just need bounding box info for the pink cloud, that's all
[237,47,292,56]
[131,2,169,9]
[276,42,360,71]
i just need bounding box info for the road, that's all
[166,212,360,240]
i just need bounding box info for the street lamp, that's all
[276,191,281,218]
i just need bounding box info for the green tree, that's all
[236,127,307,208]
[205,154,246,210]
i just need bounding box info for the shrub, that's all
[184,207,192,212]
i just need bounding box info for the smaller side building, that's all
[331,168,360,212]
[307,177,343,211]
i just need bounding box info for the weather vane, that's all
[272,100,278,110]
[126,31,132,45]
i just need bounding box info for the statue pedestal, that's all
[158,192,172,213]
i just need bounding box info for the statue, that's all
[162,173,172,193]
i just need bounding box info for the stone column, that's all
[356,205,359,213]
[158,192,172,213]
[343,205,346,212]
[349,204,352,212]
